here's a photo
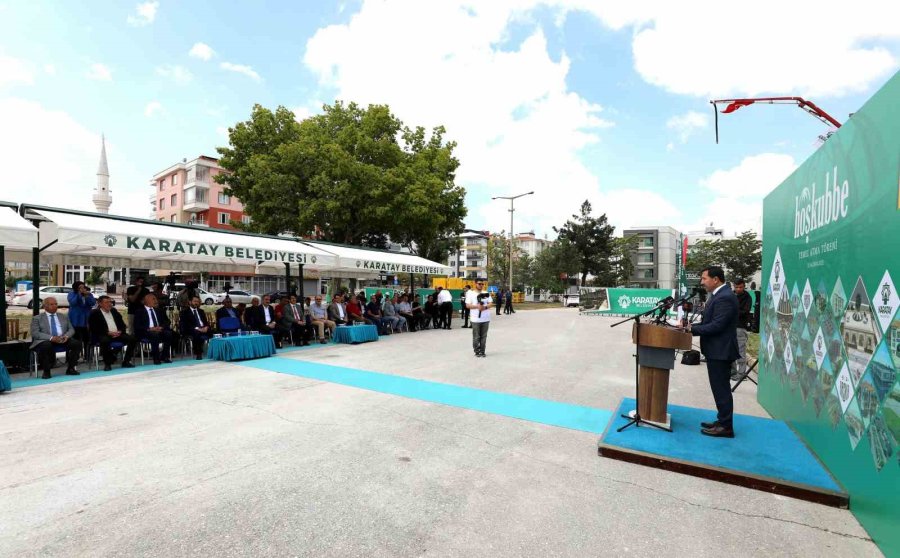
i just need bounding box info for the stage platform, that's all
[598,398,848,508]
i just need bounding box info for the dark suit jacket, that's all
[215,306,241,323]
[179,307,210,334]
[88,308,127,339]
[133,306,172,339]
[691,284,740,361]
[245,305,276,331]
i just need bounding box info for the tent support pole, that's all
[31,247,40,316]
[284,262,291,296]
[0,246,6,342]
[298,265,305,310]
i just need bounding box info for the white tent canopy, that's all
[305,241,452,276]
[32,208,338,274]
[0,204,39,262]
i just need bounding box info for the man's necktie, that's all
[194,308,201,326]
[50,315,59,336]
[150,309,158,327]
[292,305,300,319]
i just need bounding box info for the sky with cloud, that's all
[1,0,898,239]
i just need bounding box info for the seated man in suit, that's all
[30,296,82,379]
[179,296,212,360]
[327,294,349,326]
[133,292,174,365]
[88,295,137,371]
[280,294,314,346]
[245,294,282,349]
[214,297,246,333]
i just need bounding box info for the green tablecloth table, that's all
[332,325,379,344]
[207,335,276,361]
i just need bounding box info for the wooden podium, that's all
[630,323,693,428]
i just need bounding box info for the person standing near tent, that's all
[504,288,515,315]
[125,277,149,335]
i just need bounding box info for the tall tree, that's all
[216,102,466,258]
[719,230,762,281]
[553,200,615,285]
[610,235,641,287]
[685,239,722,273]
[531,239,580,292]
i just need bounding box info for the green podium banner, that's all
[760,71,900,555]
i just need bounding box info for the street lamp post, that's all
[491,191,534,294]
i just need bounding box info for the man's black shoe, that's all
[195,355,203,360]
[121,361,135,368]
[161,359,173,364]
[700,420,720,429]
[153,360,162,365]
[104,364,113,371]
[42,371,52,379]
[66,369,80,375]
[701,425,735,438]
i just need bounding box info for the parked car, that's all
[165,283,216,305]
[11,286,74,309]
[563,293,580,308]
[212,290,259,305]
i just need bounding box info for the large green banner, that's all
[760,71,900,555]
[580,288,673,315]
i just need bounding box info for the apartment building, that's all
[622,226,680,289]
[150,156,249,229]
[447,230,489,280]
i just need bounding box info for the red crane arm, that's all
[709,96,842,143]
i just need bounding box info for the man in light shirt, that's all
[328,294,349,326]
[382,295,406,333]
[465,280,492,357]
[436,286,454,329]
[309,295,335,343]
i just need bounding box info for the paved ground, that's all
[0,309,881,557]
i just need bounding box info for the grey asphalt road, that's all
[0,309,880,557]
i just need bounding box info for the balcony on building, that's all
[183,187,209,212]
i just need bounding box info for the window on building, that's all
[218,192,230,205]
[643,269,654,279]
[218,212,230,225]
[159,178,165,190]
[241,215,251,225]
[170,214,178,223]
[638,253,654,263]
[172,174,178,186]
[159,198,166,210]
[170,194,177,207]
[640,237,654,248]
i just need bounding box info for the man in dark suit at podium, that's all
[686,266,740,438]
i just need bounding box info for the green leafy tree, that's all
[85,267,111,286]
[719,230,762,281]
[553,200,615,285]
[685,230,761,282]
[531,239,580,291]
[216,102,466,260]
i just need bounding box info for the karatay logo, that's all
[793,165,850,243]
[103,234,117,247]
[618,295,631,309]
[882,282,890,306]
[311,256,317,264]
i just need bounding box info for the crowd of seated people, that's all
[28,280,463,379]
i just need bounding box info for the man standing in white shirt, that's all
[465,280,492,357]
[436,286,454,329]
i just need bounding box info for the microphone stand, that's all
[610,298,678,433]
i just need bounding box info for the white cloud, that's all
[155,64,193,84]
[127,1,159,27]
[220,61,261,82]
[0,98,149,217]
[189,42,215,61]
[291,106,312,121]
[666,110,708,145]
[684,153,797,235]
[0,54,34,88]
[574,1,899,98]
[144,100,163,117]
[304,1,613,237]
[43,64,56,75]
[86,63,113,81]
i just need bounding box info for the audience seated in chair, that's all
[244,295,283,349]
[309,295,336,344]
[179,296,212,360]
[88,295,137,371]
[281,295,314,346]
[30,297,82,379]
[133,292,174,365]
